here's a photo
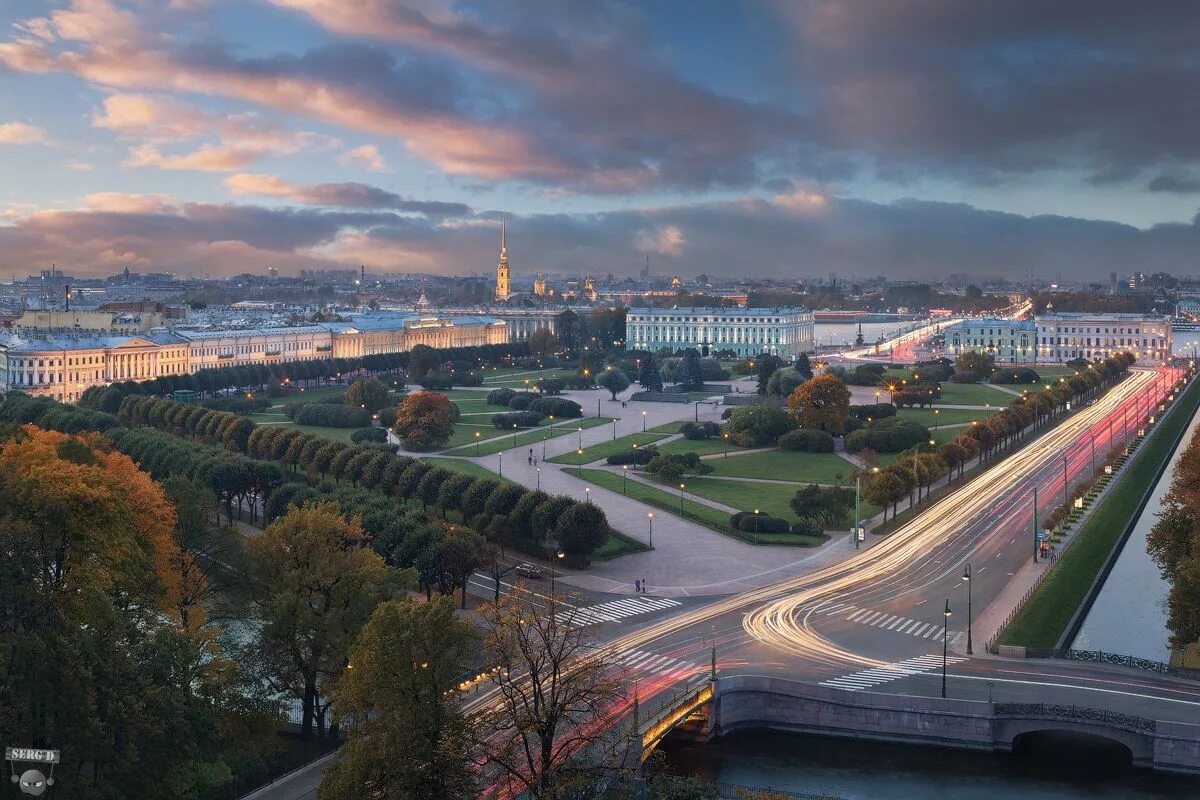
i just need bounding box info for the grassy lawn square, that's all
[547,432,671,465]
[896,407,994,427]
[706,449,859,484]
[933,382,1017,406]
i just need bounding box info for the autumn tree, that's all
[345,377,392,412]
[393,391,457,451]
[473,592,630,799]
[787,373,852,434]
[319,598,478,800]
[247,502,392,739]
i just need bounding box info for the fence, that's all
[1021,648,1200,681]
[994,702,1156,734]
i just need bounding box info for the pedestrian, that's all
[635,578,641,593]
[640,578,647,594]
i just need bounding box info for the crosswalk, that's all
[559,596,682,627]
[820,653,968,692]
[614,648,704,680]
[810,602,961,643]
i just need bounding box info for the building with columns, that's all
[625,307,814,359]
[943,313,1172,365]
[0,312,507,402]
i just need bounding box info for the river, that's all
[1070,397,1200,661]
[660,730,1200,799]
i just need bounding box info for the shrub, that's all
[351,427,389,444]
[950,370,980,383]
[646,452,712,482]
[848,403,896,421]
[507,392,538,410]
[736,513,790,534]
[723,404,797,447]
[844,417,931,453]
[453,371,484,387]
[680,420,720,440]
[778,429,835,452]
[791,517,824,536]
[528,396,582,418]
[606,446,657,466]
[416,372,454,391]
[991,367,1041,385]
[539,377,565,395]
[288,403,372,428]
[487,388,517,406]
[492,411,543,429]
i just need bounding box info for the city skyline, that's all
[1,1,1199,280]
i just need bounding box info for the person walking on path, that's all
[635,579,641,593]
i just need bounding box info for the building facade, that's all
[625,307,815,359]
[943,313,1172,365]
[0,312,507,402]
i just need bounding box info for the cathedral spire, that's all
[495,212,511,302]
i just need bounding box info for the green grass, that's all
[592,529,651,561]
[680,476,881,526]
[997,377,1200,650]
[482,369,583,388]
[647,421,685,434]
[656,436,752,457]
[450,417,613,456]
[934,382,1016,406]
[571,469,837,547]
[896,407,995,427]
[440,421,509,449]
[547,432,670,465]
[706,449,858,484]
[420,457,510,483]
[268,386,348,405]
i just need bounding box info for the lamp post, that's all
[513,423,519,447]
[754,508,760,534]
[723,432,730,458]
[933,408,939,431]
[941,599,952,698]
[585,487,591,504]
[536,467,541,491]
[642,410,647,432]
[498,451,502,478]
[475,430,481,456]
[647,512,653,547]
[679,483,686,515]
[962,563,973,655]
[613,418,618,440]
[578,427,583,450]
[623,465,628,494]
[577,450,583,479]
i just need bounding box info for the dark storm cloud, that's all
[1148,173,1200,194]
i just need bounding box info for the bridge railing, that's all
[1021,648,1200,681]
[994,702,1156,734]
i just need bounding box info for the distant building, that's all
[495,216,511,302]
[533,272,547,296]
[626,307,814,358]
[943,313,1171,364]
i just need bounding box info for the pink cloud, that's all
[338,144,386,172]
[224,173,295,197]
[123,143,262,171]
[0,122,47,144]
[83,192,177,213]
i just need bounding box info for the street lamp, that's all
[513,423,519,447]
[577,449,584,478]
[679,483,686,515]
[754,508,760,534]
[536,467,541,491]
[623,465,628,494]
[613,418,618,440]
[647,512,653,547]
[962,563,973,655]
[475,430,481,456]
[941,599,952,698]
[933,408,939,431]
[723,432,730,458]
[585,487,591,503]
[498,451,503,477]
[642,410,647,432]
[578,427,583,449]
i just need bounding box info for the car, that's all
[515,563,543,579]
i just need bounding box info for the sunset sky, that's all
[1,0,1197,280]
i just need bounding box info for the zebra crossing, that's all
[811,602,962,644]
[614,648,703,680]
[820,653,968,692]
[559,596,682,627]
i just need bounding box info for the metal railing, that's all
[994,702,1156,734]
[1021,648,1200,680]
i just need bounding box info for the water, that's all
[1172,331,1200,357]
[660,730,1200,799]
[815,320,931,350]
[1071,404,1200,660]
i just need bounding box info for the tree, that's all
[472,592,630,799]
[393,391,456,451]
[247,503,392,740]
[556,309,584,353]
[163,476,242,630]
[679,349,703,389]
[344,378,392,412]
[787,374,852,434]
[789,484,855,527]
[597,366,631,400]
[755,353,783,395]
[638,355,664,392]
[723,404,797,447]
[863,469,909,523]
[528,327,559,358]
[408,344,441,380]
[794,352,813,381]
[556,502,609,557]
[319,598,477,800]
[954,351,995,376]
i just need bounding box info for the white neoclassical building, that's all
[625,307,814,359]
[943,312,1172,365]
[0,312,508,402]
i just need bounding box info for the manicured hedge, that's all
[492,411,544,429]
[528,396,582,418]
[779,428,835,452]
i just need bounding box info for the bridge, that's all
[636,674,1200,774]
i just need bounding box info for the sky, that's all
[0,0,1198,282]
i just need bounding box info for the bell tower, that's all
[495,214,511,302]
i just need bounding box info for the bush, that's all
[560,373,595,390]
[849,403,896,421]
[646,452,712,482]
[950,370,980,383]
[351,427,388,444]
[492,411,544,429]
[487,388,517,406]
[991,367,1041,385]
[507,392,538,410]
[778,429,835,452]
[844,417,931,453]
[680,420,720,440]
[287,403,372,428]
[723,404,797,447]
[606,446,657,466]
[416,372,454,391]
[538,377,565,395]
[453,371,484,387]
[736,513,790,534]
[528,396,582,418]
[791,517,824,536]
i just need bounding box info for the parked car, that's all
[515,563,543,579]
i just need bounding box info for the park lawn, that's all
[452,417,613,456]
[706,449,858,484]
[679,476,879,527]
[575,468,733,531]
[896,407,994,427]
[934,382,1016,406]
[268,386,348,405]
[647,420,685,435]
[547,432,671,465]
[420,457,511,483]
[997,377,1200,651]
[591,529,651,560]
[440,421,510,450]
[656,436,753,457]
[482,369,582,388]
